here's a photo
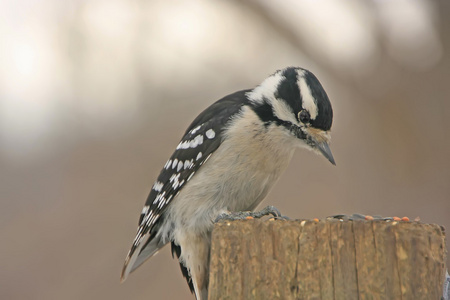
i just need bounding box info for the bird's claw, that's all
[214,205,289,223]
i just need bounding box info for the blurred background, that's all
[1,0,449,299]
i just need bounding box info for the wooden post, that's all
[208,219,446,300]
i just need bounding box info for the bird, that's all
[121,67,335,300]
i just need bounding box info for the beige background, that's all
[1,1,449,299]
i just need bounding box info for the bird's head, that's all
[247,67,335,165]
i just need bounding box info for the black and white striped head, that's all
[247,67,335,165]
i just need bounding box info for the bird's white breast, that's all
[161,106,296,239]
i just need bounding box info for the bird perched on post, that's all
[121,67,335,300]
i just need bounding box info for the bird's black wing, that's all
[121,90,250,281]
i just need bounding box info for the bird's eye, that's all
[298,110,310,123]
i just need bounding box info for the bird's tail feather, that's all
[121,233,168,282]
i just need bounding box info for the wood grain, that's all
[208,219,446,300]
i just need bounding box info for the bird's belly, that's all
[164,137,295,238]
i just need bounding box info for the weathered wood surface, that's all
[208,219,446,300]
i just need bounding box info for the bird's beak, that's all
[315,140,336,165]
[296,127,336,165]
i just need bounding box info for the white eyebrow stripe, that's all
[271,96,298,125]
[246,72,284,104]
[298,76,318,120]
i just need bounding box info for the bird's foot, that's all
[215,206,289,223]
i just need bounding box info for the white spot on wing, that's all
[190,124,202,135]
[152,181,164,192]
[189,134,203,148]
[157,197,166,208]
[169,173,176,182]
[172,159,178,169]
[196,152,202,161]
[179,141,189,149]
[165,160,172,169]
[170,173,181,189]
[205,129,215,139]
[177,161,183,172]
[143,210,153,224]
[141,205,150,215]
